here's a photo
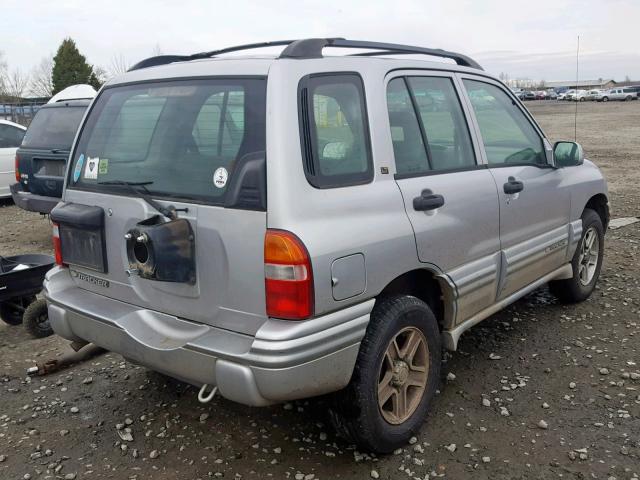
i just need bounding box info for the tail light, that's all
[15,153,20,183]
[264,230,313,320]
[52,222,66,266]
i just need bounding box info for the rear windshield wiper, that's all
[98,180,180,220]
[51,149,70,154]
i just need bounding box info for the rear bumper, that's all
[10,183,60,214]
[43,267,372,406]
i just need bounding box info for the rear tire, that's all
[549,209,604,303]
[0,296,36,325]
[329,295,441,453]
[23,299,53,338]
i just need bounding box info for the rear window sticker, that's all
[213,167,228,188]
[98,158,109,175]
[84,156,99,180]
[73,154,85,182]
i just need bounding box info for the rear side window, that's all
[299,73,373,188]
[0,124,25,148]
[386,76,476,176]
[21,105,86,150]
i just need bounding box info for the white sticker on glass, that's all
[84,156,99,180]
[213,167,228,188]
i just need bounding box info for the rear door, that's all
[61,78,268,335]
[460,75,571,299]
[0,123,25,197]
[18,103,87,197]
[386,71,501,322]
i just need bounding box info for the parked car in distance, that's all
[44,38,609,453]
[11,85,95,213]
[599,87,637,102]
[546,90,558,100]
[522,91,536,100]
[559,89,575,101]
[534,90,547,100]
[585,89,603,101]
[0,120,27,198]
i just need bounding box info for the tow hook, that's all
[197,384,218,403]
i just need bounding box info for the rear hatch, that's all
[57,77,268,335]
[17,102,88,198]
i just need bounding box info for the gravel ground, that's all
[1,101,639,480]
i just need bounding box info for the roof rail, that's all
[280,38,483,70]
[128,38,482,71]
[129,40,297,71]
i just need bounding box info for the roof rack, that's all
[128,38,482,71]
[280,38,483,70]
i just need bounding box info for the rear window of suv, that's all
[21,105,87,150]
[68,78,266,206]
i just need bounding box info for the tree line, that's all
[0,38,159,101]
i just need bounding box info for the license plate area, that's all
[59,225,107,273]
[33,158,65,177]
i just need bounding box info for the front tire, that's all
[602,96,609,102]
[550,209,604,303]
[329,295,441,453]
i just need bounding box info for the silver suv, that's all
[44,38,609,453]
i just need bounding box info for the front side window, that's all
[463,80,545,166]
[68,78,266,205]
[300,74,372,188]
[0,124,25,148]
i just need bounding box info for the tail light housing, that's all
[264,230,313,320]
[52,222,66,266]
[15,153,20,183]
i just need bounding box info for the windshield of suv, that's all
[68,78,266,205]
[21,105,87,150]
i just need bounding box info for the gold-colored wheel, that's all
[377,326,429,425]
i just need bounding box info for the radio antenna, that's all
[574,35,580,141]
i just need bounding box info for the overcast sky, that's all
[3,0,639,82]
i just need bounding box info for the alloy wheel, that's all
[377,326,429,425]
[578,226,599,286]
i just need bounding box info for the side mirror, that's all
[553,141,584,167]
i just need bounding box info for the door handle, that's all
[503,176,524,194]
[413,190,445,211]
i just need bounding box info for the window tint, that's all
[21,105,86,150]
[386,78,429,175]
[463,80,545,166]
[300,74,372,188]
[98,96,166,161]
[192,90,245,158]
[0,124,25,148]
[386,76,476,176]
[408,77,476,171]
[69,79,266,206]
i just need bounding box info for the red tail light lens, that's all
[52,222,65,266]
[15,154,20,183]
[264,230,313,320]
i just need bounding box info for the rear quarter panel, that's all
[266,59,422,316]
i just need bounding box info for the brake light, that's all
[15,154,20,183]
[264,230,313,320]
[52,223,65,267]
